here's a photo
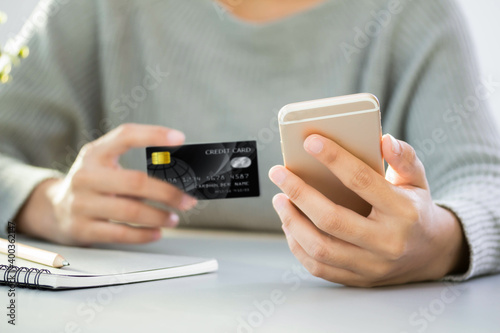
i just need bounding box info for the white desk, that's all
[2,230,499,333]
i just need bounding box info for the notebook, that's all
[0,237,218,290]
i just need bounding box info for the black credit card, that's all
[146,141,260,200]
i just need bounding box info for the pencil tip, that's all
[62,261,70,266]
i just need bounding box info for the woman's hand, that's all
[16,124,197,246]
[269,134,469,287]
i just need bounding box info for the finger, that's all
[382,134,428,189]
[77,220,162,244]
[303,134,402,212]
[282,228,368,287]
[72,193,180,228]
[272,193,368,272]
[72,168,197,211]
[269,167,378,250]
[85,124,185,166]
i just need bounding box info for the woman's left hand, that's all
[269,134,469,287]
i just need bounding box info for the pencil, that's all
[0,238,70,268]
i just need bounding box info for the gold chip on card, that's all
[152,151,171,165]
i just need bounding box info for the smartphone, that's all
[278,93,384,217]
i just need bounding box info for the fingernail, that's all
[304,136,324,154]
[389,134,402,156]
[269,167,287,186]
[166,213,179,227]
[180,195,197,210]
[152,229,162,241]
[166,130,185,143]
[272,195,287,213]
[282,224,290,237]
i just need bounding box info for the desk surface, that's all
[2,230,499,333]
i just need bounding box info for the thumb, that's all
[382,134,428,189]
[84,124,185,167]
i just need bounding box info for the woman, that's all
[0,0,499,287]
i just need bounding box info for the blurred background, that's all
[1,0,500,125]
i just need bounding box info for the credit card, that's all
[146,141,260,200]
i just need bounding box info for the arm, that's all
[0,1,195,244]
[269,0,500,286]
[383,0,500,280]
[0,0,101,236]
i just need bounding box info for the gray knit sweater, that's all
[1,0,499,281]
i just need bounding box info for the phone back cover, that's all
[279,96,384,216]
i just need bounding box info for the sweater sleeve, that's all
[0,0,101,237]
[381,0,500,280]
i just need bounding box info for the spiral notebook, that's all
[0,238,218,290]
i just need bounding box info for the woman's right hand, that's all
[16,124,197,246]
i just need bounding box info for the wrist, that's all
[16,178,62,240]
[432,205,470,278]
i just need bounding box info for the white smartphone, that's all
[278,93,385,216]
